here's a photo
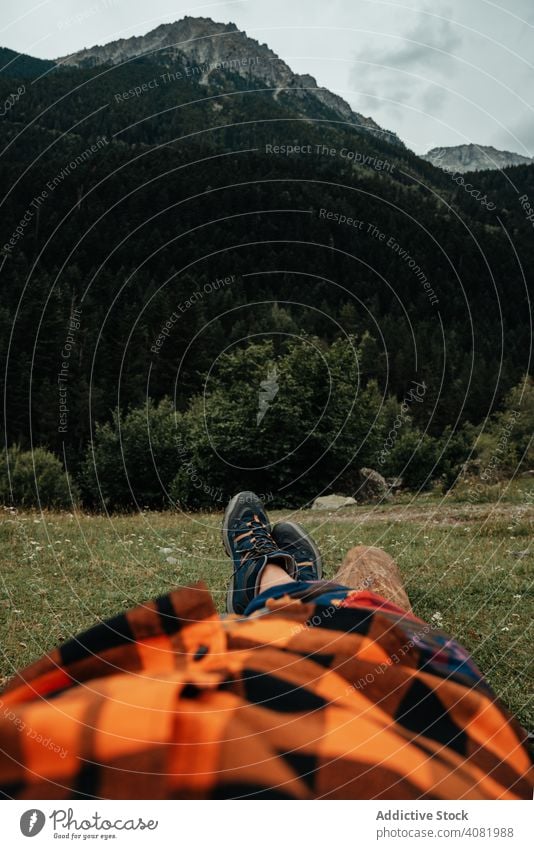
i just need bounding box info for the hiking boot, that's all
[222,491,297,614]
[271,521,323,582]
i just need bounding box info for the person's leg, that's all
[259,546,411,611]
[223,491,298,614]
[259,545,411,611]
[259,563,297,593]
[223,492,411,614]
[332,545,412,613]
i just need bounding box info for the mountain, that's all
[56,16,400,144]
[0,16,531,470]
[423,143,532,172]
[0,46,55,78]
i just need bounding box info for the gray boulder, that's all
[356,467,391,502]
[311,494,357,510]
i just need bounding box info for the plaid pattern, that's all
[0,582,532,799]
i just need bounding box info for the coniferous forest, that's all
[0,45,532,509]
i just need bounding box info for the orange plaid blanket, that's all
[0,583,532,799]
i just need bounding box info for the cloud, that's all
[497,110,534,157]
[380,13,462,72]
[351,7,462,115]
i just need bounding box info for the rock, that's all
[356,467,391,503]
[520,470,534,477]
[158,547,173,555]
[512,550,530,559]
[311,494,357,510]
[166,556,179,565]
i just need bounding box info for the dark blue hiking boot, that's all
[271,521,323,582]
[222,492,297,614]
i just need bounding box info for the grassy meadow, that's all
[1,480,532,731]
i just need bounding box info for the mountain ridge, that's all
[0,46,55,78]
[54,15,401,144]
[3,22,532,167]
[423,143,532,173]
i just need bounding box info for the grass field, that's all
[1,482,533,731]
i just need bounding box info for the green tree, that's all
[174,337,386,507]
[492,375,534,472]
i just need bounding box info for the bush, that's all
[79,338,494,511]
[487,375,534,475]
[173,337,386,508]
[379,429,441,490]
[455,376,534,487]
[80,398,185,510]
[0,446,75,508]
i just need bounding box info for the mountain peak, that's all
[56,15,400,145]
[423,143,532,172]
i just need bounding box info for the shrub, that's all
[174,337,386,507]
[488,375,534,474]
[80,398,184,510]
[380,429,441,491]
[0,445,75,508]
[79,338,491,510]
[456,376,534,487]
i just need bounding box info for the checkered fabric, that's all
[0,582,532,799]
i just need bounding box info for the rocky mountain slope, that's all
[56,16,399,143]
[423,143,532,172]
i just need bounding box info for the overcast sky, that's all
[2,0,533,154]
